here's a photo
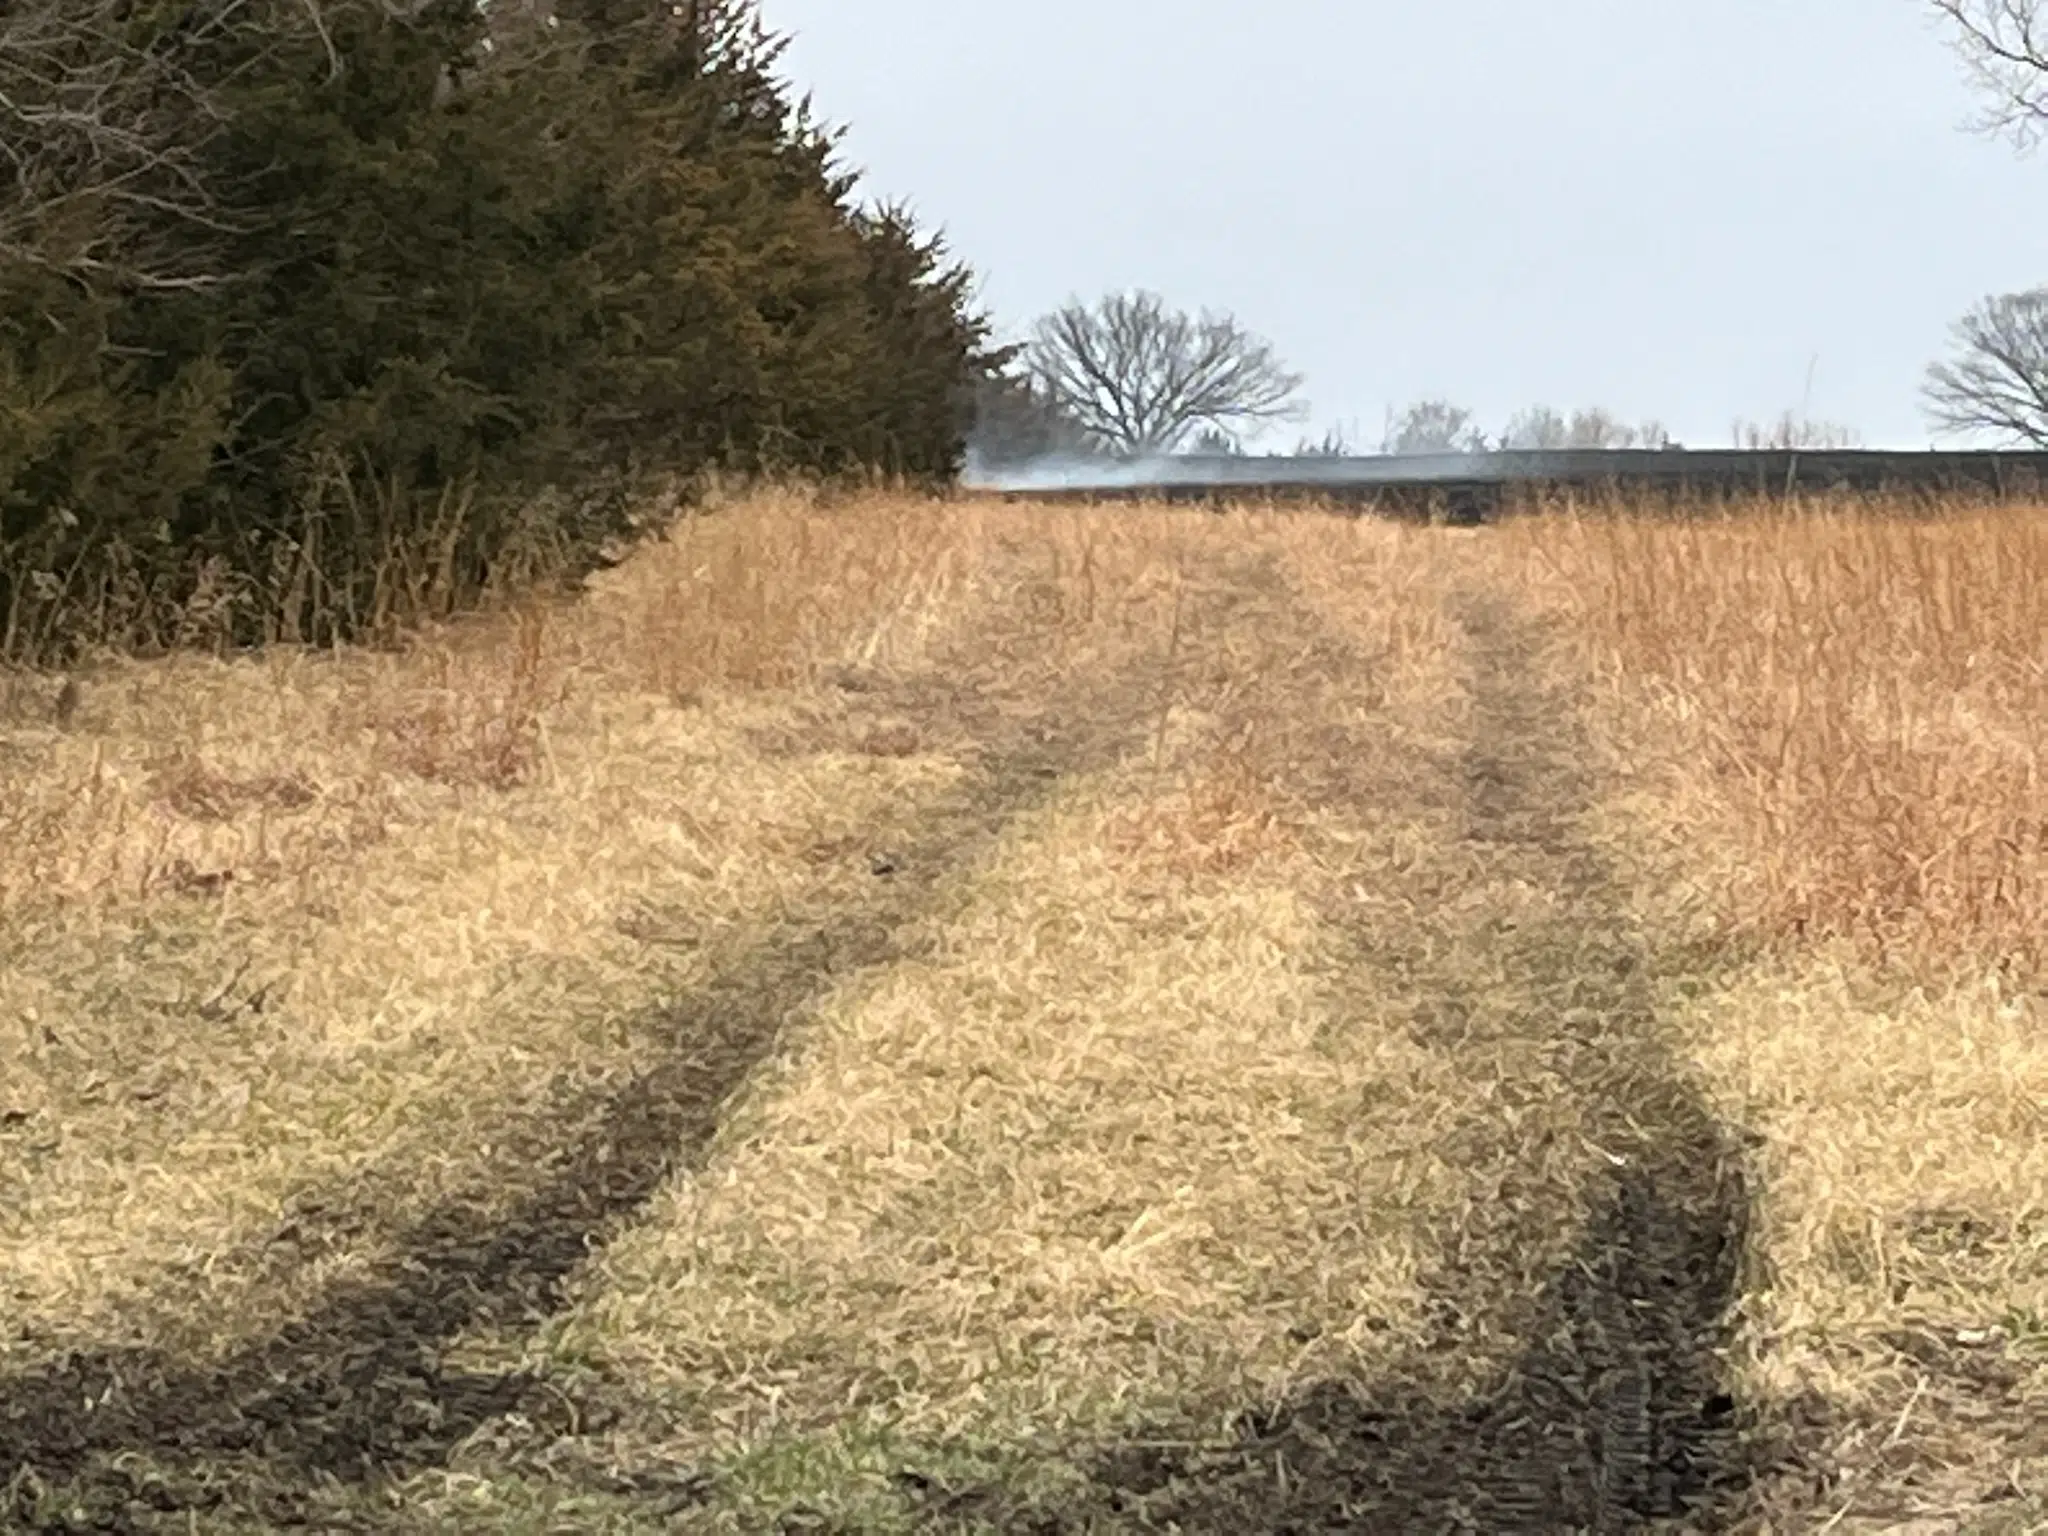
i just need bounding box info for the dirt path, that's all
[0,554,1280,1527]
[2,548,1778,1531]
[914,570,1771,1531]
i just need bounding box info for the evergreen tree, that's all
[0,0,993,657]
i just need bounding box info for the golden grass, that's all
[546,533,1477,1467]
[567,795,1442,1440]
[1673,950,2048,1529]
[1489,503,2048,974]
[4,488,2044,1530]
[0,488,1187,1356]
[0,490,971,916]
[1472,502,2048,1524]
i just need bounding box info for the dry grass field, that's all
[0,490,2042,1532]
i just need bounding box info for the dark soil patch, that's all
[1044,1137,1756,1533]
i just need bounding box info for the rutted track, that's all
[1,546,1778,1530]
[921,571,1769,1530]
[0,565,1226,1525]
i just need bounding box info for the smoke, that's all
[960,445,2048,506]
[962,448,1512,494]
[961,449,1191,492]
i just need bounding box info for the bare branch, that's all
[298,0,344,83]
[1496,405,1670,451]
[0,0,530,289]
[1024,290,1304,457]
[0,0,247,287]
[1382,400,1487,455]
[1931,0,2048,145]
[1924,287,2048,444]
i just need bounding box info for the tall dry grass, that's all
[548,511,1487,1486]
[6,488,2040,1527]
[0,486,1223,1360]
[1485,502,2048,1522]
[0,490,1003,1348]
[0,490,969,917]
[1495,502,2048,976]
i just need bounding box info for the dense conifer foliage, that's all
[0,0,991,656]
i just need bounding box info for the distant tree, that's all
[1924,9,2048,443]
[1025,290,1305,457]
[1732,413,1863,450]
[1382,399,1488,455]
[1497,405,1572,450]
[1291,424,1356,457]
[1923,287,2048,445]
[1188,427,1247,456]
[1499,405,1672,450]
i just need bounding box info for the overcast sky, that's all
[759,0,2047,450]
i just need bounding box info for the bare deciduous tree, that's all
[0,0,531,291]
[1924,288,2048,444]
[1025,290,1304,456]
[1732,412,1863,450]
[1497,405,1572,450]
[1498,405,1672,450]
[1924,9,2048,442]
[1189,426,1247,456]
[1381,399,1487,455]
[0,0,246,289]
[1932,0,2048,145]
[1291,423,1356,457]
[1623,415,1674,450]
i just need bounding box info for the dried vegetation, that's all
[1485,503,2048,1530]
[0,490,2042,1531]
[1494,505,2047,970]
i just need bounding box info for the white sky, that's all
[759,0,2048,450]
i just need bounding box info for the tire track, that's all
[1,551,1774,1531]
[933,575,1768,1532]
[0,564,1248,1527]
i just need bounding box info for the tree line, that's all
[0,0,994,660]
[10,0,2045,661]
[975,3,2048,473]
[967,292,1868,471]
[974,265,2048,471]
